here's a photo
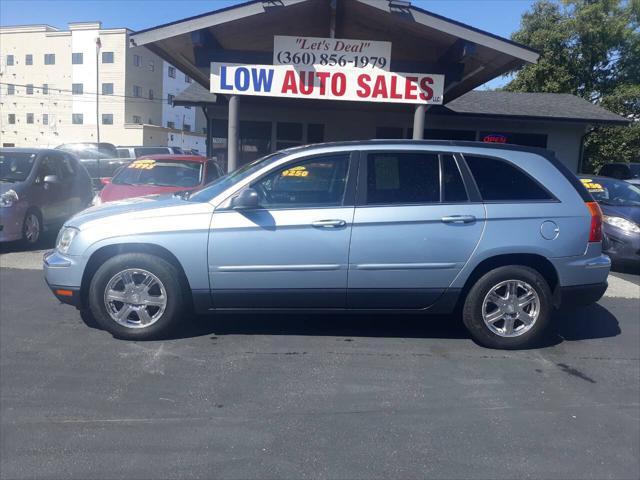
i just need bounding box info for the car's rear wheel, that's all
[462,265,552,349]
[89,253,185,340]
[22,209,42,246]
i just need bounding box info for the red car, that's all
[94,155,224,204]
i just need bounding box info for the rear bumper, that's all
[555,282,608,309]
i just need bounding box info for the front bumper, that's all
[604,231,640,265]
[43,250,84,309]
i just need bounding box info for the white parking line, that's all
[1,249,638,299]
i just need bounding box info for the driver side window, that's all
[252,154,350,209]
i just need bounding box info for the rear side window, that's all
[366,152,439,204]
[464,155,553,201]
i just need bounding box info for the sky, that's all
[0,0,537,88]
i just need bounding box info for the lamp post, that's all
[95,37,101,143]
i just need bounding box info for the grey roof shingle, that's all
[174,84,628,125]
[444,91,628,124]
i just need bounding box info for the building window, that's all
[132,85,142,97]
[25,54,33,65]
[42,84,49,95]
[102,114,113,125]
[185,74,192,83]
[42,114,49,125]
[102,83,113,95]
[183,123,191,132]
[26,113,34,124]
[8,114,16,124]
[133,54,142,67]
[72,83,83,95]
[132,115,142,124]
[168,66,176,78]
[167,94,174,105]
[307,124,324,143]
[148,89,154,100]
[44,53,55,65]
[26,84,34,95]
[7,84,15,95]
[72,113,84,125]
[148,60,155,72]
[102,51,114,64]
[72,52,83,65]
[6,55,14,66]
[276,122,303,150]
[479,131,548,148]
[167,121,175,129]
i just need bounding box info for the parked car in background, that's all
[181,148,204,156]
[1,148,93,245]
[93,155,224,205]
[56,143,129,186]
[44,141,610,349]
[580,176,640,268]
[116,146,184,159]
[598,162,640,185]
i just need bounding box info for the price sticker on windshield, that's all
[580,178,604,192]
[282,166,309,177]
[128,159,156,170]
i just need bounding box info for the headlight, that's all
[0,189,19,207]
[92,193,102,206]
[56,227,79,254]
[603,215,640,234]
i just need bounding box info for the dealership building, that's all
[130,0,628,172]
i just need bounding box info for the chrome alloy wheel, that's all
[482,280,540,338]
[23,213,40,244]
[103,269,167,328]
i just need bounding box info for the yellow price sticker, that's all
[580,178,604,192]
[128,159,156,170]
[282,166,309,177]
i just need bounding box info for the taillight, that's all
[100,177,111,185]
[586,201,603,242]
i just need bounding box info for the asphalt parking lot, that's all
[1,243,639,479]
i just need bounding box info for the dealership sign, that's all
[210,63,444,104]
[273,35,392,71]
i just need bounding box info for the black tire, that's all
[462,265,552,349]
[88,252,185,340]
[21,208,42,247]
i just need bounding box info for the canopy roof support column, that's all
[227,95,239,172]
[412,104,426,140]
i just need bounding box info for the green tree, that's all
[505,0,639,172]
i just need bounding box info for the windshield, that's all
[188,152,286,202]
[581,177,640,207]
[113,159,203,187]
[0,152,37,182]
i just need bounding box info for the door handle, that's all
[312,219,347,228]
[441,215,476,224]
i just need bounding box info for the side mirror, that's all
[43,175,60,184]
[231,188,259,210]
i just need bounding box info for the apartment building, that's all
[0,22,206,152]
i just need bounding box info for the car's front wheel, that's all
[22,209,42,246]
[89,253,185,340]
[462,265,552,349]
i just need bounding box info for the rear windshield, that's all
[0,152,37,182]
[112,159,203,187]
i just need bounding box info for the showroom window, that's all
[276,122,303,150]
[464,155,553,201]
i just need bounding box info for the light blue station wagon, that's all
[44,141,610,349]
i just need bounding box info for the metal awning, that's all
[130,0,538,102]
